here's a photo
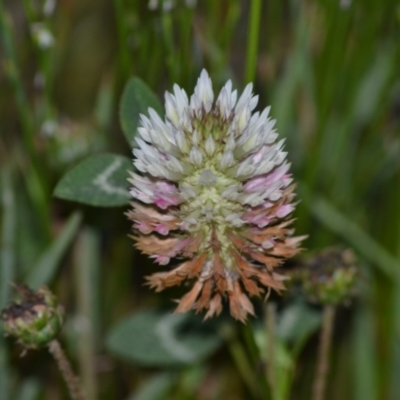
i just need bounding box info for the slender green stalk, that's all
[161,11,177,82]
[21,0,56,121]
[224,326,260,400]
[0,5,35,154]
[178,7,194,85]
[15,148,52,240]
[48,340,86,400]
[114,0,133,80]
[220,1,241,62]
[266,303,277,399]
[312,305,336,400]
[245,0,262,83]
[229,340,260,399]
[242,322,271,399]
[0,344,9,400]
[0,169,16,309]
[73,228,101,400]
[0,168,16,400]
[242,323,260,365]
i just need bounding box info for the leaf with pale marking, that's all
[106,309,222,367]
[54,154,132,207]
[120,77,163,147]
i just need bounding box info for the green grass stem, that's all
[73,228,101,400]
[0,167,16,400]
[245,0,262,83]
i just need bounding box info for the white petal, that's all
[182,108,193,131]
[225,134,236,151]
[237,105,251,132]
[230,89,238,108]
[193,69,214,112]
[167,155,184,173]
[180,184,198,199]
[235,83,253,112]
[249,95,259,111]
[137,127,151,142]
[189,146,203,165]
[205,135,215,155]
[220,150,234,168]
[176,129,190,153]
[173,84,189,114]
[165,92,180,127]
[192,129,199,145]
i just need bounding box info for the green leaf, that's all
[25,212,82,289]
[276,300,321,351]
[15,378,41,400]
[106,309,222,367]
[54,154,132,207]
[120,77,163,147]
[127,373,175,400]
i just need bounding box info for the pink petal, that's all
[155,224,170,235]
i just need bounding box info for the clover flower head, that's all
[127,70,305,322]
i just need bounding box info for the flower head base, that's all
[128,70,305,322]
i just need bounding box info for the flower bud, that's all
[298,247,358,305]
[1,285,64,349]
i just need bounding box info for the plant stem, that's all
[312,305,336,400]
[242,322,271,399]
[266,303,277,399]
[245,0,262,83]
[223,326,260,400]
[161,11,177,82]
[114,0,132,80]
[21,0,55,121]
[48,340,86,400]
[73,229,100,400]
[0,167,16,400]
[0,5,35,154]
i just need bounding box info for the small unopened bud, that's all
[1,285,64,349]
[298,247,359,305]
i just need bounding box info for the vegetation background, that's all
[0,0,399,399]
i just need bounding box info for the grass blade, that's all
[25,211,82,289]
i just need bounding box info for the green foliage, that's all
[120,78,163,147]
[54,154,132,207]
[106,309,222,367]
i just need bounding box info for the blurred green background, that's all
[0,0,400,399]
